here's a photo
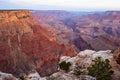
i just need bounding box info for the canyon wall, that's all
[0,10,76,76]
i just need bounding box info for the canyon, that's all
[31,10,120,51]
[0,10,120,79]
[0,10,76,76]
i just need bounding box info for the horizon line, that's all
[0,9,120,12]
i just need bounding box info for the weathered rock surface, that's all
[1,49,120,80]
[46,72,96,80]
[60,50,114,70]
[47,49,120,80]
[0,71,17,80]
[25,71,46,80]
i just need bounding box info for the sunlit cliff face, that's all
[0,10,77,76]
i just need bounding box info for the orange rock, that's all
[0,10,76,76]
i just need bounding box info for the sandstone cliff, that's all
[0,10,76,76]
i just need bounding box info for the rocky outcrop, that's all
[1,49,120,80]
[25,71,46,80]
[44,49,120,80]
[46,72,96,80]
[0,10,76,76]
[0,71,17,80]
[59,50,114,70]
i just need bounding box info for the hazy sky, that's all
[0,0,120,11]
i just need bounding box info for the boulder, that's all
[0,71,17,80]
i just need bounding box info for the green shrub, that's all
[73,63,86,76]
[59,61,71,72]
[18,76,24,80]
[88,57,114,80]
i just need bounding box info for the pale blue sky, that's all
[0,0,120,11]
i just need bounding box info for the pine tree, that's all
[88,57,114,80]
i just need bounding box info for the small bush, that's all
[88,57,114,80]
[73,63,86,76]
[59,61,71,72]
[18,76,24,80]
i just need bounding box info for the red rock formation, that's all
[31,11,120,51]
[31,10,93,51]
[0,10,76,76]
[113,48,120,65]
